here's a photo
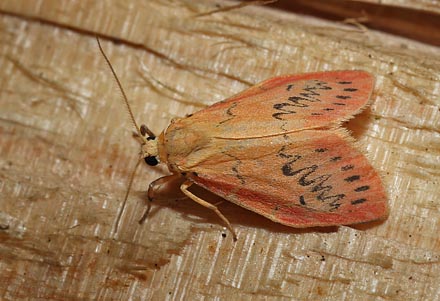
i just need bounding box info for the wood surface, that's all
[0,0,439,300]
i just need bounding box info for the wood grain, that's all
[0,0,439,300]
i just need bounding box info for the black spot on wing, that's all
[344,88,358,92]
[338,81,352,84]
[299,195,306,205]
[341,165,354,171]
[333,103,346,106]
[355,185,370,192]
[330,156,342,162]
[315,148,327,153]
[351,198,366,205]
[336,95,351,99]
[345,175,360,182]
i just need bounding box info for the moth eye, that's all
[144,156,159,166]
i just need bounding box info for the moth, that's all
[97,39,388,241]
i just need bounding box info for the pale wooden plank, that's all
[0,1,439,300]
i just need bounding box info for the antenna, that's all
[96,36,144,234]
[96,37,142,138]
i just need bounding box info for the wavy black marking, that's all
[344,88,358,92]
[286,84,294,91]
[279,153,301,162]
[278,146,300,160]
[272,80,332,120]
[333,102,346,106]
[232,166,245,185]
[315,148,328,153]
[288,96,317,106]
[219,102,238,125]
[224,153,245,184]
[272,103,297,120]
[299,195,306,205]
[336,95,351,99]
[280,148,345,210]
[338,81,352,84]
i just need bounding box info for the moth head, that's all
[139,124,159,166]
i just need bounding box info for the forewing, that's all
[186,129,388,227]
[181,71,374,138]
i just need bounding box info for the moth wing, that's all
[182,71,374,138]
[185,129,388,227]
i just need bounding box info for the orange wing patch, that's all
[176,71,374,139]
[184,129,387,227]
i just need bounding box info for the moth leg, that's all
[180,180,237,241]
[139,174,185,224]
